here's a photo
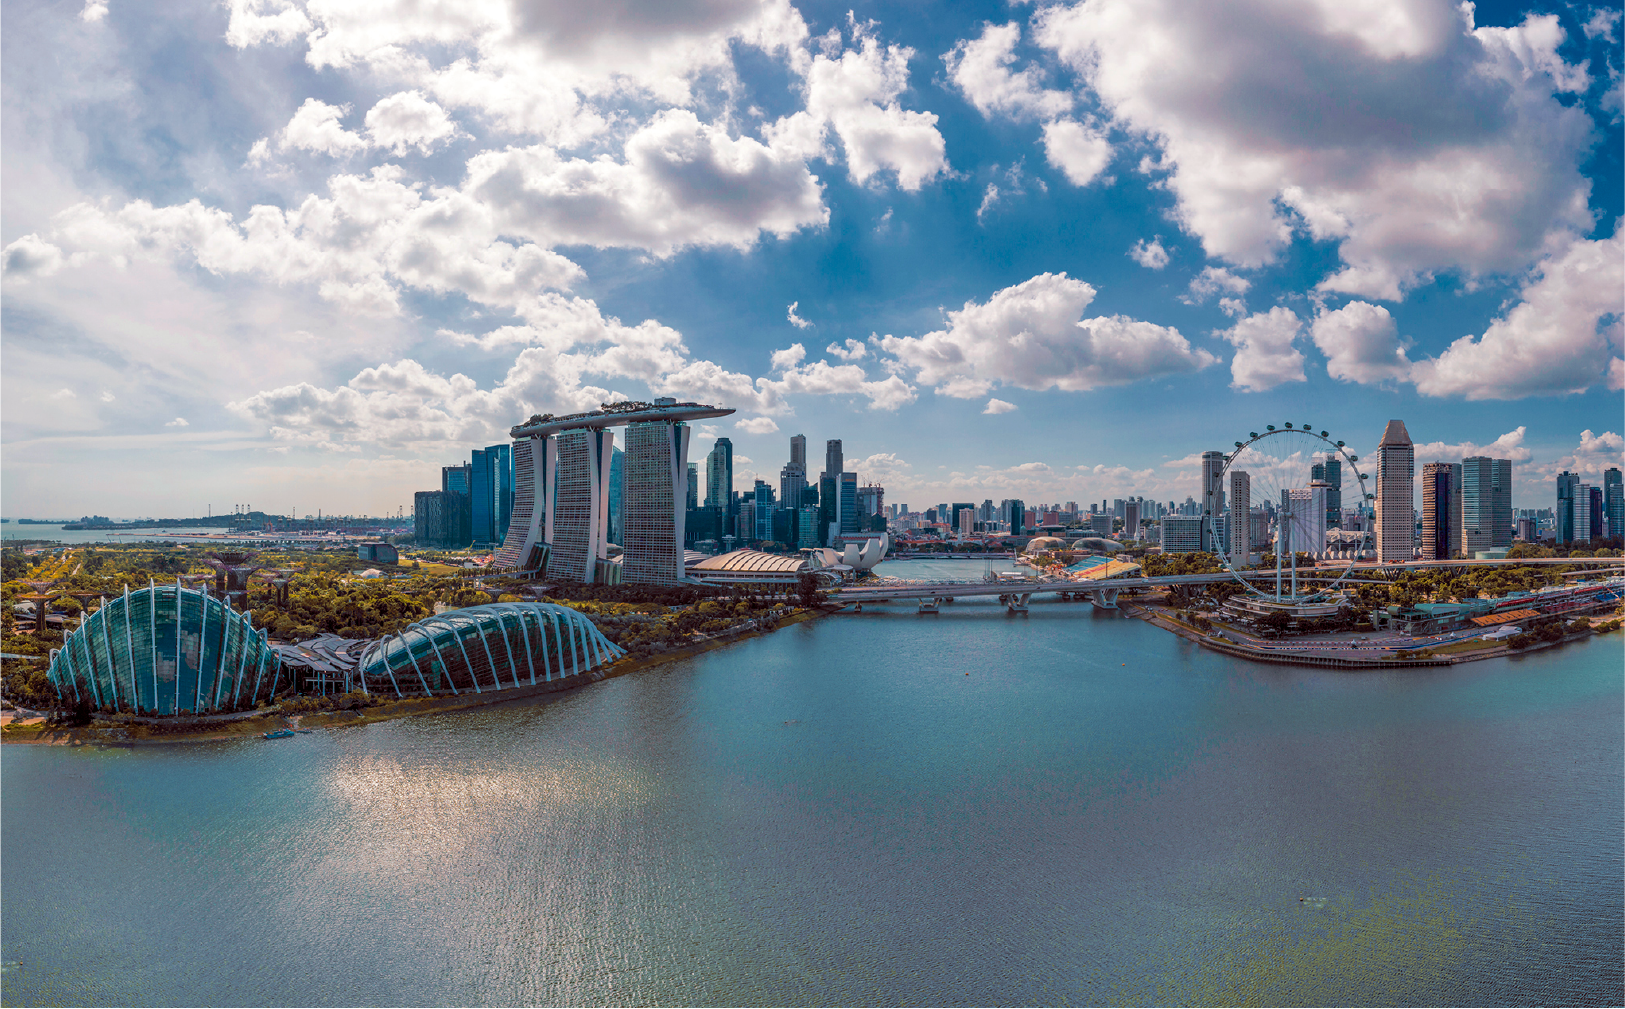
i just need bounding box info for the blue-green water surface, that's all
[4,590,1621,1006]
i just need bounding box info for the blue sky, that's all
[3,0,1621,517]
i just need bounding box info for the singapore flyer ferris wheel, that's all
[1208,424,1373,602]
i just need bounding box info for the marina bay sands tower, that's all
[494,399,734,584]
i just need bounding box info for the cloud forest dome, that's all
[355,603,623,698]
[0,0,1619,517]
[47,584,286,715]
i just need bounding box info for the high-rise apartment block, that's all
[1575,483,1594,542]
[1375,419,1415,562]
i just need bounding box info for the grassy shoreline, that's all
[1,608,827,748]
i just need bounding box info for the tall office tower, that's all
[622,421,691,584]
[957,508,974,538]
[471,443,515,547]
[1606,468,1624,539]
[1420,462,1459,560]
[1374,420,1415,562]
[1228,470,1250,560]
[1574,483,1594,542]
[1282,485,1328,559]
[980,499,995,522]
[1590,486,1605,542]
[790,434,807,470]
[1123,499,1143,540]
[471,448,492,546]
[1200,450,1227,552]
[706,438,733,511]
[825,439,843,483]
[751,480,776,541]
[1113,498,1126,520]
[492,443,514,544]
[440,462,473,546]
[780,436,807,544]
[686,463,699,511]
[798,506,819,548]
[1461,456,1512,554]
[838,473,859,536]
[1002,499,1027,536]
[1321,455,1342,527]
[414,490,460,547]
[1556,471,1579,543]
[737,500,755,544]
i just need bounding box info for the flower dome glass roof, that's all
[48,583,285,714]
[355,602,624,698]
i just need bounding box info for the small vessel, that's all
[262,728,296,739]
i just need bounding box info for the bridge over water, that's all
[832,558,1625,613]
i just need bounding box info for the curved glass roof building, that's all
[355,602,624,698]
[47,583,286,714]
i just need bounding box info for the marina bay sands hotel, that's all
[492,399,735,585]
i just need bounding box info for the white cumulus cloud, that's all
[983,398,1017,414]
[768,32,949,191]
[1128,237,1168,270]
[735,416,780,434]
[1218,306,1305,393]
[876,272,1216,397]
[1412,427,1533,464]
[1311,301,1413,384]
[1409,232,1624,399]
[787,301,811,328]
[943,22,1072,120]
[1041,118,1111,187]
[1033,0,1597,297]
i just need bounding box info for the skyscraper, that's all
[1228,470,1250,560]
[441,462,473,546]
[1556,471,1579,543]
[838,472,859,536]
[1606,468,1623,539]
[1420,462,1460,560]
[471,443,514,548]
[1461,456,1512,554]
[706,438,733,513]
[1575,483,1594,542]
[780,434,808,544]
[1375,419,1415,562]
[824,439,843,482]
[1200,450,1226,552]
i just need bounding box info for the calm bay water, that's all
[4,566,1621,1006]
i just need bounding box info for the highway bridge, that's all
[832,557,1625,613]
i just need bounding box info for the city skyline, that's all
[2,0,1621,516]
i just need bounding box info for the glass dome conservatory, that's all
[47,582,286,714]
[355,602,624,698]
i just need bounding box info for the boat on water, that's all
[262,728,296,739]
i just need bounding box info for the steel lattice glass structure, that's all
[355,602,624,698]
[47,583,286,714]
